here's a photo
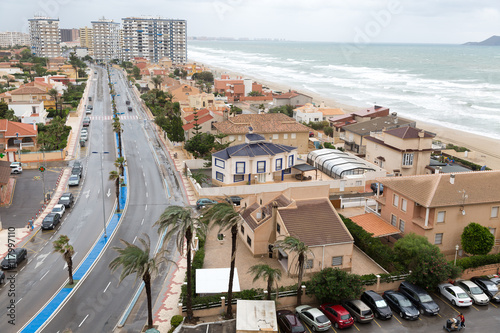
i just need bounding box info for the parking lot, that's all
[293,291,500,333]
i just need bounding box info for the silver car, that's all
[455,280,489,305]
[295,305,331,331]
[68,174,80,186]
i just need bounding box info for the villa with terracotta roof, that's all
[238,185,354,274]
[169,84,200,103]
[273,90,312,107]
[364,126,436,176]
[374,171,500,255]
[182,108,222,141]
[293,103,344,123]
[0,119,38,161]
[213,113,311,153]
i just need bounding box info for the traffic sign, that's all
[39,166,45,172]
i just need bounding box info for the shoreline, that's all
[191,60,500,170]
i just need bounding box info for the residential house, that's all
[293,102,344,123]
[212,132,298,185]
[239,185,354,274]
[213,113,311,153]
[0,119,38,161]
[214,74,264,101]
[169,84,200,104]
[364,126,436,176]
[8,101,48,124]
[273,90,312,107]
[341,113,415,155]
[9,86,55,109]
[182,108,215,141]
[376,171,500,255]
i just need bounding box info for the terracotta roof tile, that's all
[10,86,47,95]
[0,120,37,137]
[184,108,210,122]
[350,213,401,237]
[182,114,213,131]
[213,113,310,134]
[278,199,353,246]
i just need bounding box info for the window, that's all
[437,211,446,223]
[229,135,235,141]
[332,256,343,266]
[283,168,292,174]
[238,135,242,141]
[393,194,399,207]
[291,133,296,139]
[273,134,279,140]
[276,158,283,171]
[240,225,244,234]
[216,172,224,182]
[214,158,225,169]
[247,236,252,246]
[489,228,496,237]
[277,223,281,234]
[234,174,244,182]
[391,214,397,226]
[235,162,245,174]
[283,133,288,139]
[356,180,362,186]
[492,206,499,218]
[305,259,313,269]
[257,161,265,173]
[401,198,407,212]
[288,155,294,167]
[403,153,414,166]
[434,233,443,245]
[399,219,405,232]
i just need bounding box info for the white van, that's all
[10,162,22,174]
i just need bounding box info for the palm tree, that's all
[109,170,121,212]
[109,235,168,330]
[154,206,207,322]
[248,264,282,300]
[48,88,59,116]
[112,117,123,157]
[274,236,313,306]
[151,75,163,90]
[114,157,127,177]
[53,235,75,285]
[202,202,244,319]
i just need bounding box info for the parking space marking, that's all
[490,303,498,308]
[432,292,461,314]
[353,323,360,331]
[392,315,402,324]
[471,304,479,311]
[438,313,442,317]
[373,319,381,328]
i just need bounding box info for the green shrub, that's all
[456,253,500,270]
[323,142,334,149]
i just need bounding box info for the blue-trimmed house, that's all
[212,133,298,185]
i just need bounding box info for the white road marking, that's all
[104,281,111,293]
[145,204,148,211]
[79,314,89,327]
[40,271,49,281]
[16,298,22,304]
[20,267,25,271]
[49,235,53,240]
[35,253,49,269]
[141,218,144,225]
[63,263,67,270]
[146,192,148,198]
[133,236,137,244]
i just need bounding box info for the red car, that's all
[319,304,354,329]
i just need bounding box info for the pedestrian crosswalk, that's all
[90,115,139,120]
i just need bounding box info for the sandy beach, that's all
[197,61,500,170]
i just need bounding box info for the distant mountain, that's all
[464,35,500,46]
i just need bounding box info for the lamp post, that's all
[92,151,110,238]
[454,245,459,266]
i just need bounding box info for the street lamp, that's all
[454,245,459,266]
[92,151,110,238]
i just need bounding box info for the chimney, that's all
[418,130,425,138]
[268,201,279,244]
[450,174,455,184]
[33,122,36,131]
[320,101,325,108]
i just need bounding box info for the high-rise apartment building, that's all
[79,26,94,56]
[28,17,61,58]
[121,17,186,64]
[60,28,79,42]
[91,18,120,62]
[0,31,30,48]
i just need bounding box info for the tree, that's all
[394,233,461,289]
[184,133,215,158]
[154,206,207,322]
[258,103,266,114]
[308,268,364,304]
[191,71,214,83]
[274,236,313,305]
[69,52,80,79]
[151,75,163,90]
[461,222,495,255]
[269,105,294,117]
[109,235,169,330]
[323,126,333,137]
[166,114,185,143]
[202,202,244,319]
[53,235,75,285]
[114,157,127,177]
[132,66,141,80]
[0,101,17,121]
[112,117,123,157]
[248,90,263,97]
[109,170,121,212]
[229,105,242,116]
[48,88,60,117]
[248,264,282,300]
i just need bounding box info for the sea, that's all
[188,41,500,140]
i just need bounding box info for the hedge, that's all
[456,253,500,270]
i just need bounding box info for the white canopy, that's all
[196,268,241,294]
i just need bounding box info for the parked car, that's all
[86,106,92,114]
[88,96,92,102]
[341,299,374,323]
[399,281,440,315]
[438,283,473,307]
[225,196,243,206]
[10,162,22,174]
[51,203,66,218]
[276,310,305,333]
[83,116,91,127]
[127,106,132,112]
[126,100,131,105]
[383,290,420,320]
[0,270,5,284]
[196,198,217,209]
[490,277,500,285]
[1,248,27,270]
[370,182,383,194]
[319,304,354,329]
[42,213,61,230]
[58,192,74,208]
[73,160,83,173]
[72,165,82,177]
[80,132,88,141]
[295,305,331,331]
[360,290,393,320]
[454,280,490,305]
[68,174,80,186]
[470,277,500,303]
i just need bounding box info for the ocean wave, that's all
[471,105,500,112]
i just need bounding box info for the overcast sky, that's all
[1,0,499,44]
